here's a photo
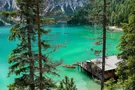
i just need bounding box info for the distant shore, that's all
[108,26,122,31]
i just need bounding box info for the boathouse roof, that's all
[86,56,122,71]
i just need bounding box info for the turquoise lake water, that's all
[0,24,122,90]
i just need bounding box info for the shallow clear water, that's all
[0,24,122,90]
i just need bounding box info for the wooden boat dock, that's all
[78,56,122,80]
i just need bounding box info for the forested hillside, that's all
[68,0,131,27]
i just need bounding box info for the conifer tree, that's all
[8,0,37,89]
[57,76,77,90]
[7,0,61,90]
[113,0,135,89]
[105,0,135,90]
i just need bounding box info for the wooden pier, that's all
[78,56,122,80]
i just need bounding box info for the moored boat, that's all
[62,65,76,68]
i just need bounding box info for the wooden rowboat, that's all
[62,65,76,68]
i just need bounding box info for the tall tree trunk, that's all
[27,23,35,90]
[26,4,35,90]
[36,1,43,90]
[101,0,106,90]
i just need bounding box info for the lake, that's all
[0,24,122,90]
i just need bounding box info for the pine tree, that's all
[7,0,61,90]
[105,0,135,90]
[115,0,135,89]
[8,0,37,89]
[57,76,77,90]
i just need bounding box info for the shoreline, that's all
[108,26,122,31]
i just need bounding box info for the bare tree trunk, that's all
[36,1,43,90]
[101,0,106,90]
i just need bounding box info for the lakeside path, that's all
[108,26,122,31]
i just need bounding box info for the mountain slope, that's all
[0,0,86,13]
[45,0,86,13]
[0,0,18,11]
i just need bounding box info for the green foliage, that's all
[108,0,131,26]
[105,78,119,90]
[0,11,19,17]
[94,41,103,45]
[57,76,78,90]
[0,10,20,24]
[7,0,61,90]
[68,0,131,27]
[41,18,56,25]
[67,5,90,25]
[105,0,135,90]
[94,50,102,56]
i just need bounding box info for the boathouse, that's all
[80,56,122,80]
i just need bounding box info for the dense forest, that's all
[68,0,131,27]
[105,0,135,89]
